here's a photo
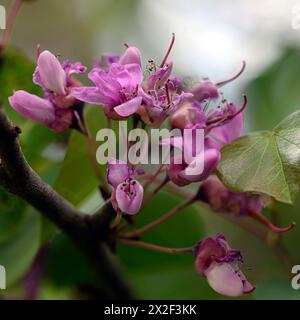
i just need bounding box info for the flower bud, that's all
[9,90,55,126]
[190,80,219,102]
[170,102,206,131]
[119,46,142,66]
[37,50,66,95]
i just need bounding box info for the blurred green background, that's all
[1,0,300,299]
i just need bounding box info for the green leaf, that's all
[0,208,41,286]
[218,109,300,204]
[246,48,300,131]
[53,130,99,205]
[253,278,300,300]
[0,190,26,243]
[47,232,96,287]
[118,191,214,299]
[54,106,106,205]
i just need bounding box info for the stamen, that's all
[165,84,171,106]
[160,33,175,68]
[249,210,295,233]
[227,95,248,120]
[216,61,246,87]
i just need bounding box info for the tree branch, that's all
[0,106,134,299]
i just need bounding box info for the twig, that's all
[0,106,134,299]
[117,238,194,254]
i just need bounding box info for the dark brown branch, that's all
[0,106,134,299]
[0,106,86,236]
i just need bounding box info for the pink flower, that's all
[9,49,86,132]
[170,101,207,131]
[190,80,220,102]
[8,90,55,127]
[204,101,245,152]
[162,133,221,186]
[107,159,144,215]
[195,233,255,297]
[139,62,193,127]
[71,46,143,120]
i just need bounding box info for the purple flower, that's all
[9,50,86,132]
[195,233,255,297]
[107,159,144,215]
[170,101,207,131]
[71,46,143,120]
[190,61,246,102]
[139,62,193,127]
[205,100,245,150]
[190,80,220,102]
[162,133,221,186]
[9,90,55,127]
[97,46,141,69]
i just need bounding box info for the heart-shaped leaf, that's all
[217,109,300,204]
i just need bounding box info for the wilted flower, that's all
[107,159,144,215]
[9,49,86,132]
[170,101,207,131]
[198,177,294,233]
[195,233,255,297]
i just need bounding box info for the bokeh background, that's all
[1,0,300,299]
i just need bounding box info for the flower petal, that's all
[107,159,130,188]
[146,62,173,89]
[190,80,219,102]
[9,90,55,126]
[114,96,142,117]
[89,68,121,104]
[206,106,244,150]
[37,50,66,95]
[179,148,221,182]
[167,156,189,186]
[124,63,143,87]
[119,47,142,66]
[71,86,112,105]
[204,262,245,297]
[115,180,144,215]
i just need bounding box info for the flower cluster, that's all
[9,49,87,132]
[8,35,292,298]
